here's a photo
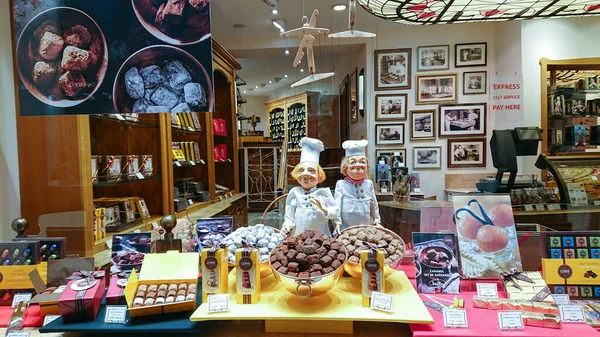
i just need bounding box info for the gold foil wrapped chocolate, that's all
[502,271,554,303]
[472,296,559,315]
[522,312,561,329]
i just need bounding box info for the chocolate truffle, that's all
[175,295,186,302]
[148,284,158,293]
[33,61,56,86]
[165,296,175,304]
[133,297,144,307]
[144,298,155,306]
[61,46,91,72]
[64,25,91,48]
[58,71,86,96]
[155,297,165,305]
[39,31,64,61]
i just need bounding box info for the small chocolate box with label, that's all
[201,246,228,302]
[361,248,385,307]
[236,247,260,304]
[13,237,66,261]
[0,241,41,266]
[124,155,140,180]
[105,155,122,182]
[140,155,153,177]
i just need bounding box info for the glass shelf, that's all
[93,173,161,187]
[90,115,159,128]
[549,114,600,120]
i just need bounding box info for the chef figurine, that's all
[334,140,381,231]
[281,137,338,236]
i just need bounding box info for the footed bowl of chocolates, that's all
[338,225,405,278]
[269,229,347,298]
[223,224,284,279]
[132,0,211,46]
[15,7,109,107]
[112,252,145,271]
[113,45,214,115]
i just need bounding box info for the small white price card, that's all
[151,222,160,229]
[535,204,545,212]
[114,114,126,121]
[189,161,196,166]
[135,173,145,180]
[548,204,561,211]
[7,332,29,337]
[12,293,32,308]
[187,126,194,131]
[476,283,498,298]
[524,205,534,212]
[370,292,393,312]
[553,294,571,305]
[443,309,468,328]
[498,311,524,330]
[104,305,127,324]
[106,239,113,249]
[174,161,182,167]
[43,315,60,326]
[560,305,586,323]
[227,158,232,162]
[187,199,194,205]
[207,294,230,313]
[134,229,141,233]
[594,200,600,206]
[200,159,206,164]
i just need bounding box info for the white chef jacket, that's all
[334,179,381,230]
[282,186,338,236]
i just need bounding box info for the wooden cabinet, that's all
[16,40,246,257]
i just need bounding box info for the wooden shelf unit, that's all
[16,40,246,257]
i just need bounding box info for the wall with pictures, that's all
[365,22,500,200]
[0,0,20,241]
[520,17,600,176]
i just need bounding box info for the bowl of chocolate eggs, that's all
[337,225,405,278]
[222,224,284,279]
[269,229,347,298]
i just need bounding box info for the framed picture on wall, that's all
[439,103,487,137]
[447,138,487,168]
[350,68,358,124]
[413,146,442,169]
[455,42,487,67]
[463,71,487,95]
[410,109,436,141]
[374,48,412,91]
[376,124,405,145]
[416,73,458,105]
[417,45,449,72]
[376,149,407,168]
[376,93,408,121]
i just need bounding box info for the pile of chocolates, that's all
[420,248,451,268]
[338,226,405,265]
[270,230,347,278]
[132,282,196,307]
[222,224,284,264]
[113,252,145,267]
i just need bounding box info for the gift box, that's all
[124,155,140,180]
[218,119,227,136]
[191,113,201,131]
[91,155,99,183]
[106,276,128,305]
[236,247,260,304]
[472,296,560,315]
[219,144,227,162]
[13,237,66,261]
[58,271,105,323]
[202,245,228,302]
[522,312,561,329]
[104,156,122,182]
[213,146,222,162]
[212,119,222,136]
[140,155,153,177]
[361,248,385,307]
[124,251,199,317]
[502,270,554,303]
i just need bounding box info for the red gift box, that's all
[214,146,221,162]
[212,119,222,135]
[106,277,128,305]
[218,119,227,136]
[58,271,105,323]
[219,144,227,162]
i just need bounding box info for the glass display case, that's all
[536,154,600,205]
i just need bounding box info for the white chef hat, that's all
[342,139,369,157]
[299,137,324,164]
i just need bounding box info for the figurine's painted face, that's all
[347,155,367,180]
[296,162,319,190]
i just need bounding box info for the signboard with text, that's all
[490,73,523,114]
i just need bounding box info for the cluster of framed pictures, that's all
[374,42,489,170]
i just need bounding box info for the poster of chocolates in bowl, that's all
[413,233,460,294]
[194,217,233,251]
[110,232,152,276]
[452,195,523,279]
[12,0,213,116]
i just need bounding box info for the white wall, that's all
[0,0,20,240]
[520,17,600,175]
[239,95,269,133]
[365,23,502,200]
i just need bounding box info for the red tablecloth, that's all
[0,305,44,328]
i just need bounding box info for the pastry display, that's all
[337,226,405,266]
[132,282,195,308]
[270,229,347,278]
[222,224,284,264]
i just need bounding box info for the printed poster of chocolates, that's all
[12,0,213,116]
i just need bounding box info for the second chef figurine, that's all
[334,140,381,230]
[281,137,338,236]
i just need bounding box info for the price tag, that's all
[443,309,468,328]
[134,229,141,233]
[535,204,545,212]
[188,199,194,205]
[560,305,586,323]
[187,126,194,131]
[524,205,534,212]
[151,222,160,229]
[370,291,393,312]
[106,239,113,249]
[498,311,524,330]
[227,158,232,162]
[594,200,600,206]
[476,283,498,298]
[189,161,196,166]
[104,305,127,324]
[174,161,182,167]
[114,114,126,121]
[11,293,32,308]
[414,188,421,193]
[553,294,571,305]
[548,204,561,211]
[207,294,230,313]
[135,173,145,180]
[7,332,29,337]
[43,315,60,326]
[592,175,598,181]
[200,159,206,165]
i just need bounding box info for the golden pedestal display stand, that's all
[190,270,434,334]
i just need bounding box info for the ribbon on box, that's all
[67,270,105,287]
[208,240,228,257]
[358,242,388,260]
[501,268,534,291]
[138,155,151,173]
[241,240,257,253]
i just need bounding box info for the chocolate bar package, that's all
[413,233,460,294]
[236,247,260,304]
[361,249,385,307]
[201,246,228,302]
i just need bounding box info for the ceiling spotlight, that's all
[284,74,288,78]
[269,80,272,84]
[284,49,290,55]
[272,8,278,14]
[333,4,347,11]
[255,85,259,89]
[300,69,304,72]
[272,19,286,33]
[243,90,247,93]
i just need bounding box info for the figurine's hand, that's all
[332,223,341,238]
[281,224,293,237]
[309,197,327,216]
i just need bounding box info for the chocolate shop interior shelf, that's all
[15,40,247,258]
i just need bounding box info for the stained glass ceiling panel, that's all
[358,0,600,24]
